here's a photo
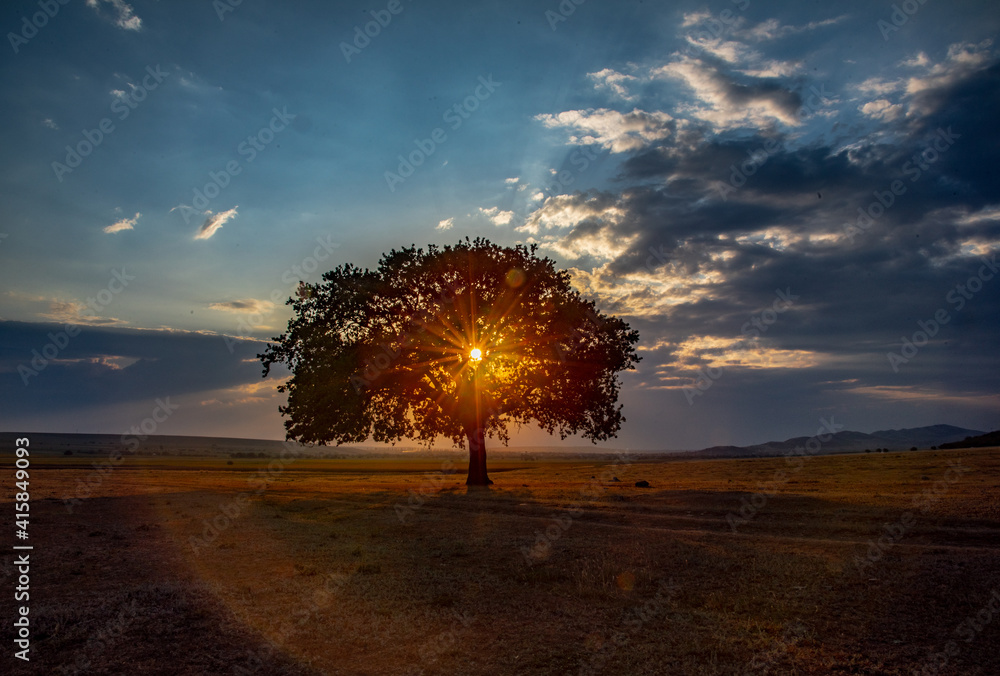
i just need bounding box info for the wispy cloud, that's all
[39,299,122,325]
[199,378,287,407]
[478,206,514,226]
[852,77,904,96]
[103,212,140,234]
[436,217,454,231]
[859,99,904,121]
[208,299,275,314]
[588,68,639,101]
[194,207,238,240]
[86,0,142,31]
[655,58,803,128]
[736,15,850,42]
[536,108,674,153]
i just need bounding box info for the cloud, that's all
[85,0,142,31]
[208,299,275,314]
[655,58,803,128]
[199,378,287,408]
[478,206,514,226]
[859,99,904,121]
[849,43,994,127]
[514,40,1000,426]
[41,118,58,130]
[679,21,804,79]
[535,108,674,153]
[904,40,995,116]
[669,335,824,370]
[544,228,638,263]
[502,177,530,192]
[588,68,639,101]
[39,299,123,326]
[436,217,454,231]
[0,320,277,417]
[520,191,623,235]
[852,77,904,96]
[4,291,126,326]
[194,207,238,240]
[736,15,850,42]
[680,11,714,28]
[103,212,140,234]
[901,53,931,69]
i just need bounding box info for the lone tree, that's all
[259,238,640,486]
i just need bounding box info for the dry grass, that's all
[5,447,1000,675]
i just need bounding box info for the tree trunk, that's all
[465,426,493,486]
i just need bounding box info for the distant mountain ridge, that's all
[690,424,985,459]
[5,425,991,459]
[939,429,1000,449]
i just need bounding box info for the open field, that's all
[5,447,1000,675]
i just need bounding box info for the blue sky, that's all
[1,0,998,449]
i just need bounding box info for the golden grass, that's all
[7,447,1000,675]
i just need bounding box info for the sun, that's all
[469,348,483,362]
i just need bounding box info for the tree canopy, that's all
[259,238,640,485]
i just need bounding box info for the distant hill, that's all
[10,432,373,458]
[688,424,984,459]
[939,429,1000,449]
[8,425,990,460]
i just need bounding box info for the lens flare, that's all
[469,348,483,361]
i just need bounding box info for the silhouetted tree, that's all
[259,238,641,485]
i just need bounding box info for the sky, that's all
[1,0,998,450]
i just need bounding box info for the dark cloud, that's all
[530,46,1000,435]
[0,321,277,418]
